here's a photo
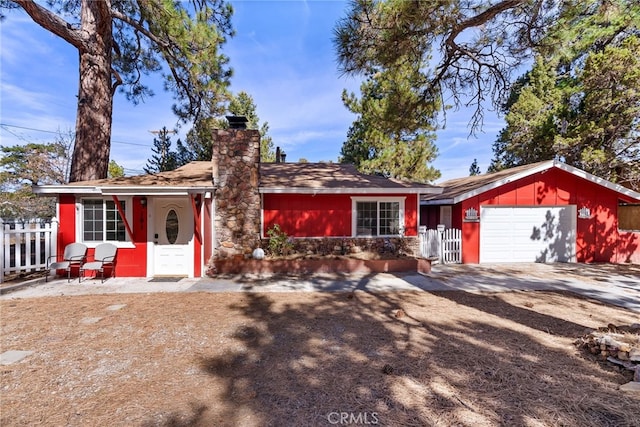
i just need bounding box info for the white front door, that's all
[152,198,193,277]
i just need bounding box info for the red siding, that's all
[111,196,147,277]
[58,195,147,278]
[57,195,77,274]
[458,168,640,264]
[263,193,419,237]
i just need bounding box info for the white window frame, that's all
[351,196,405,237]
[76,197,135,248]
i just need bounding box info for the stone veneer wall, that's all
[268,236,421,258]
[210,127,261,264]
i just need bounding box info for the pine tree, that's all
[144,128,178,174]
[469,159,481,176]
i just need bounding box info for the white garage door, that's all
[480,206,577,263]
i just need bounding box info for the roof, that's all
[259,163,442,194]
[33,161,214,196]
[422,160,640,205]
[33,161,441,196]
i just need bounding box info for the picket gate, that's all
[1,218,58,283]
[419,226,462,264]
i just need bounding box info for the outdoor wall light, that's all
[578,206,591,219]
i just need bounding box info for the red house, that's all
[33,125,441,279]
[260,162,440,239]
[421,160,640,264]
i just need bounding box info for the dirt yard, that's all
[1,289,639,426]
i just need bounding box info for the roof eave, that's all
[32,185,100,195]
[421,198,455,205]
[259,187,442,195]
[441,160,556,204]
[32,185,214,196]
[423,160,640,204]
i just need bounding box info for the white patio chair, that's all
[79,243,117,283]
[46,243,88,282]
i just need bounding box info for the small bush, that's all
[266,224,294,256]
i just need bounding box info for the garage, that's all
[480,206,577,263]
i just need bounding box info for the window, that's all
[82,199,127,242]
[619,202,640,231]
[353,197,404,237]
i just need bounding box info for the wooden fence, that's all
[419,227,462,264]
[1,218,58,283]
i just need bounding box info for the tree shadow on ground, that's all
[161,279,640,426]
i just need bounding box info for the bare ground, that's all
[1,289,639,427]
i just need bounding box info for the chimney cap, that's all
[226,115,248,129]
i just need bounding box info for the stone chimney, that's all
[210,116,261,261]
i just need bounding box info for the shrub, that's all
[266,224,294,256]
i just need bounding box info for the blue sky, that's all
[0,0,505,182]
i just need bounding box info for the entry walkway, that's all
[2,263,639,312]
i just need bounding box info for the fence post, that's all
[437,224,445,263]
[50,217,58,265]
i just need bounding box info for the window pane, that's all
[380,202,400,235]
[105,201,126,242]
[166,209,179,244]
[356,201,378,236]
[83,200,103,241]
[83,199,126,242]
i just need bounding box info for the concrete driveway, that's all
[2,263,639,312]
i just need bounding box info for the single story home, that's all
[33,123,441,278]
[421,160,640,264]
[34,119,640,278]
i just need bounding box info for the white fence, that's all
[419,227,462,264]
[1,218,58,283]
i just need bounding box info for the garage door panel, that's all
[480,206,576,263]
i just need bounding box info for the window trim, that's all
[351,196,406,237]
[76,197,135,248]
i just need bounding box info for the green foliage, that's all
[490,35,640,189]
[107,160,125,178]
[3,0,234,181]
[469,159,481,176]
[0,140,70,219]
[339,63,441,182]
[228,92,275,162]
[334,0,640,134]
[179,91,275,164]
[144,127,179,173]
[0,142,68,186]
[266,224,293,256]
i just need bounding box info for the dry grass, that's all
[1,289,639,426]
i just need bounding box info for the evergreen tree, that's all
[339,62,440,182]
[3,0,233,181]
[469,159,481,176]
[490,36,640,189]
[181,91,275,165]
[0,140,69,219]
[334,0,639,133]
[144,127,178,173]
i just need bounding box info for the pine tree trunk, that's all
[69,0,113,182]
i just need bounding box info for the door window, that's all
[166,209,179,244]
